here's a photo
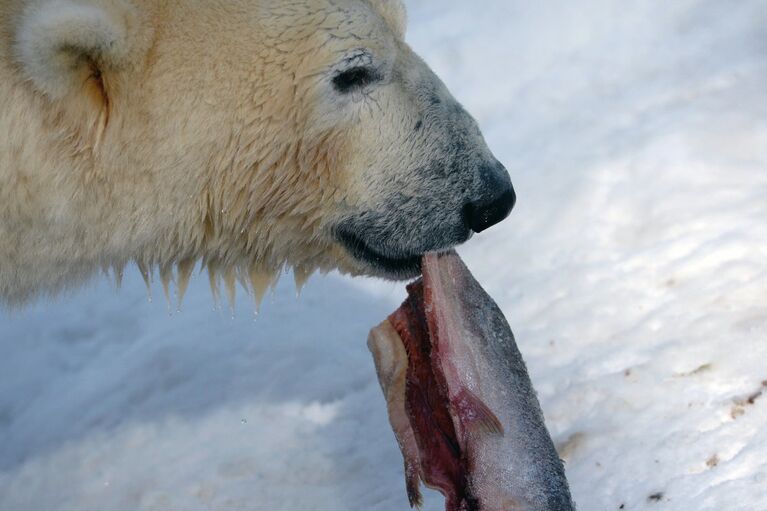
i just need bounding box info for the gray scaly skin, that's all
[369,251,575,510]
[423,251,574,510]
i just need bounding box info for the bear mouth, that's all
[336,230,423,279]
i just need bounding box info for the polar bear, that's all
[0,0,515,306]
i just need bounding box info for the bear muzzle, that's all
[463,161,516,234]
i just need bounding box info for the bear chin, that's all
[335,230,425,280]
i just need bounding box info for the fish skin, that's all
[422,251,575,511]
[369,251,575,511]
[368,320,424,508]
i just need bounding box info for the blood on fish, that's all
[389,280,478,511]
[369,251,576,511]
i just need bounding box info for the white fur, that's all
[15,0,149,99]
[368,0,407,39]
[0,0,495,306]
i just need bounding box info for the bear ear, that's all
[368,0,407,39]
[14,0,150,101]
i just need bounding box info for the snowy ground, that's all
[2,1,766,510]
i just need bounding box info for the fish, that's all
[368,251,575,511]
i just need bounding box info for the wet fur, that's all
[0,0,505,305]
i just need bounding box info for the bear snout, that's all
[462,161,516,233]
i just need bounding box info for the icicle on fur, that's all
[176,259,196,310]
[249,267,278,314]
[293,266,313,297]
[160,264,174,311]
[207,263,221,309]
[136,260,153,301]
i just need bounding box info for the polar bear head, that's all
[11,0,514,300]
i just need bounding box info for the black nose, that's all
[463,164,516,233]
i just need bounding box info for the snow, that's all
[2,1,766,509]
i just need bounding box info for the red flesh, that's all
[388,280,476,511]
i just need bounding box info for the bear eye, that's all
[333,66,381,94]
